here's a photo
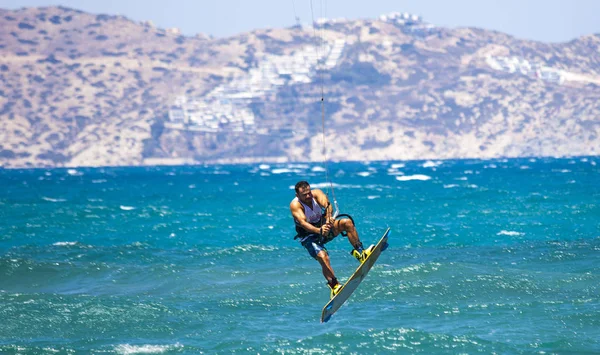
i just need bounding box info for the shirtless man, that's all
[290,180,373,298]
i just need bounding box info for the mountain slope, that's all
[0,6,598,168]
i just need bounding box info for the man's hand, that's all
[321,222,333,236]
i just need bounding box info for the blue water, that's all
[1,157,599,354]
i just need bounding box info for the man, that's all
[290,180,374,298]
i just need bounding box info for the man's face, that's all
[296,186,313,204]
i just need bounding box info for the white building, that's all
[486,55,564,84]
[167,38,346,134]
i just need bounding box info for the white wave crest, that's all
[42,196,67,202]
[289,182,389,190]
[396,174,431,181]
[423,161,442,168]
[120,205,135,211]
[218,245,277,255]
[497,230,524,236]
[271,168,302,174]
[287,163,309,169]
[115,343,182,355]
[53,241,78,246]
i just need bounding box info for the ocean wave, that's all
[50,241,93,249]
[423,160,442,168]
[290,182,388,190]
[52,241,78,247]
[291,182,352,190]
[396,174,431,181]
[271,168,303,174]
[127,241,148,248]
[443,184,459,188]
[215,244,278,255]
[114,343,183,355]
[305,182,342,189]
[286,163,310,169]
[42,197,67,202]
[497,230,524,236]
[120,205,135,211]
[381,262,442,275]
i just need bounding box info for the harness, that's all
[293,200,355,243]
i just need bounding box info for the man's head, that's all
[295,180,312,204]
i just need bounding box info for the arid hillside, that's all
[1,6,599,168]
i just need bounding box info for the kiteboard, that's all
[321,227,391,323]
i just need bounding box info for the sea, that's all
[1,157,599,354]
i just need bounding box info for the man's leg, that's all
[315,250,337,285]
[334,218,374,262]
[334,218,362,250]
[316,250,342,298]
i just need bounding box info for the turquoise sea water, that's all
[1,157,599,354]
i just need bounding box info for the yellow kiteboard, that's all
[321,228,391,323]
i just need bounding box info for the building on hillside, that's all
[166,39,346,134]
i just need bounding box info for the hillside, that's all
[1,6,599,168]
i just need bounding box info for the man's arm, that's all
[312,189,333,223]
[290,201,322,235]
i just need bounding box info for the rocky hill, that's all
[1,6,599,168]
